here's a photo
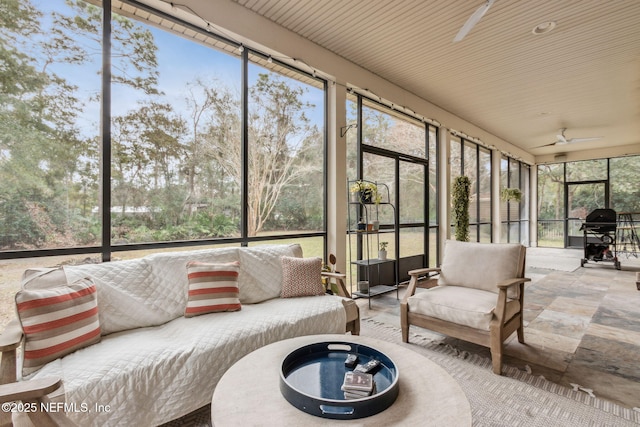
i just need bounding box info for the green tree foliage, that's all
[1,0,325,249]
[0,0,53,247]
[0,0,159,249]
[610,156,640,213]
[537,164,564,220]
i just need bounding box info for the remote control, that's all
[344,353,358,368]
[354,359,381,374]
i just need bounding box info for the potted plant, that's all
[378,241,389,260]
[501,188,522,203]
[349,180,379,204]
[452,175,470,242]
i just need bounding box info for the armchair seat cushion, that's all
[408,286,521,331]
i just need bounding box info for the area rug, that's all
[165,319,639,426]
[360,319,639,426]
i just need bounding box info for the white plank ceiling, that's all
[231,0,640,158]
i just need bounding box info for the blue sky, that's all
[33,0,324,139]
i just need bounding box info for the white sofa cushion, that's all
[63,258,161,336]
[146,246,240,316]
[62,247,240,335]
[408,286,521,331]
[438,240,525,298]
[26,245,303,334]
[237,244,303,303]
[21,267,68,290]
[28,294,348,427]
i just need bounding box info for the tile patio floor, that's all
[355,247,640,409]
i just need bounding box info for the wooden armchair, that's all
[400,240,530,374]
[0,320,71,427]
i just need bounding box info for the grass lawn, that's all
[1,229,528,328]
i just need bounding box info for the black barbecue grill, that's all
[579,208,621,269]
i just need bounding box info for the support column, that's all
[327,83,348,273]
[529,165,538,247]
[438,128,450,257]
[492,151,502,243]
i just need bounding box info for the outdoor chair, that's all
[400,240,529,374]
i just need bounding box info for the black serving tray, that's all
[279,341,399,420]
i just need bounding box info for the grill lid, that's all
[585,208,617,224]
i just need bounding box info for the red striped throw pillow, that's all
[15,278,101,376]
[185,261,241,317]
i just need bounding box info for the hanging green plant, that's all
[501,188,522,203]
[452,175,470,242]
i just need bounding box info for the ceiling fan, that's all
[453,0,496,42]
[535,128,603,148]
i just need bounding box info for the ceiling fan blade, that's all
[532,142,559,149]
[453,0,496,42]
[566,137,602,144]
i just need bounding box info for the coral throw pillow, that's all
[15,278,101,376]
[281,256,325,298]
[185,261,241,317]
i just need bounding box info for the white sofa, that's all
[0,244,359,426]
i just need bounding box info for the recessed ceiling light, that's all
[532,21,556,35]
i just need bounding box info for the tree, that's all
[245,73,320,236]
[111,101,186,228]
[610,156,640,212]
[0,0,52,246]
[0,0,160,248]
[182,79,238,217]
[202,73,320,236]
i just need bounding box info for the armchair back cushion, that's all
[437,240,525,298]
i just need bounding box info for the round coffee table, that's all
[211,334,471,426]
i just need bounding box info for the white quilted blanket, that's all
[28,295,347,426]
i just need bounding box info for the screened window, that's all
[247,54,326,238]
[110,11,243,245]
[450,136,492,242]
[361,99,426,158]
[538,155,640,248]
[0,0,327,256]
[347,93,438,283]
[537,163,565,247]
[610,155,640,213]
[0,0,103,251]
[501,156,529,244]
[0,0,328,328]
